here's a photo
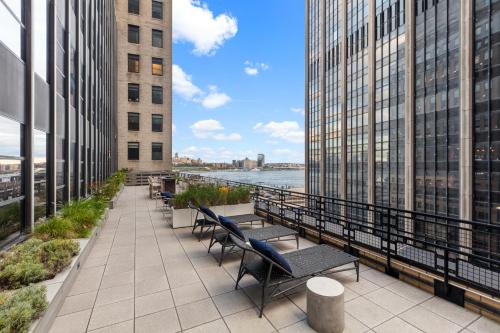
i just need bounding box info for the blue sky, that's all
[172,0,305,163]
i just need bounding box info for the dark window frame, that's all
[152,114,163,132]
[128,112,140,131]
[128,24,140,44]
[128,142,140,160]
[152,57,163,76]
[128,0,140,14]
[152,142,163,160]
[127,53,140,73]
[152,0,163,20]
[152,29,163,48]
[128,83,140,102]
[152,85,163,104]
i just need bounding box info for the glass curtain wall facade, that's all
[306,0,500,243]
[0,0,117,245]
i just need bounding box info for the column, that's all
[305,0,310,195]
[367,0,376,206]
[64,0,71,202]
[49,0,58,214]
[319,0,327,196]
[24,0,35,232]
[340,0,348,201]
[404,0,415,213]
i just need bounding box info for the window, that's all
[128,83,140,102]
[0,1,23,58]
[128,54,140,73]
[128,112,140,131]
[152,57,163,75]
[128,0,139,14]
[152,0,163,19]
[152,142,163,160]
[128,142,140,160]
[152,114,163,132]
[152,86,163,104]
[128,25,140,44]
[152,29,163,48]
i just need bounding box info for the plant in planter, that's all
[0,238,79,290]
[172,184,253,228]
[0,285,48,333]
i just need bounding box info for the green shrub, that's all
[60,198,106,238]
[173,184,251,209]
[0,239,79,290]
[33,217,76,241]
[0,285,47,333]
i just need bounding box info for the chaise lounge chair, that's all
[190,203,265,241]
[198,206,299,266]
[232,236,359,317]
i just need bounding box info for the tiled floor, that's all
[48,186,500,333]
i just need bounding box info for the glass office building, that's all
[306,0,500,234]
[0,0,117,245]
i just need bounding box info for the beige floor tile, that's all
[224,308,275,333]
[183,319,230,333]
[99,270,134,289]
[342,277,380,295]
[213,290,255,316]
[135,264,166,281]
[95,283,134,306]
[373,317,422,333]
[166,267,201,288]
[399,306,462,333]
[59,291,97,316]
[263,297,306,329]
[385,281,433,304]
[83,255,108,268]
[467,316,500,333]
[197,266,236,296]
[344,312,370,333]
[176,298,220,330]
[361,269,399,287]
[88,320,134,333]
[103,262,134,276]
[87,299,134,331]
[135,290,175,317]
[279,320,317,333]
[364,288,416,315]
[135,308,180,333]
[171,281,210,306]
[345,296,394,328]
[49,309,92,333]
[421,297,480,327]
[287,292,306,312]
[135,275,169,297]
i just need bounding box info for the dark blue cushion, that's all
[219,216,245,240]
[249,238,292,274]
[161,191,173,198]
[199,205,218,222]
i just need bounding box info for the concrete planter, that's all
[172,202,254,228]
[29,209,110,333]
[107,184,124,209]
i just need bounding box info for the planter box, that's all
[108,184,124,209]
[29,209,110,333]
[172,202,254,228]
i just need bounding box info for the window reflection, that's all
[34,0,48,80]
[34,130,47,221]
[0,201,21,242]
[0,1,23,58]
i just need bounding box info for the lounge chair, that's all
[198,207,299,266]
[232,236,359,317]
[190,203,265,241]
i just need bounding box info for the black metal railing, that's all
[179,173,500,297]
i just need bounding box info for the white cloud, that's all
[201,86,231,109]
[172,124,177,133]
[173,0,238,56]
[254,121,304,144]
[173,65,231,109]
[291,107,305,116]
[190,119,241,141]
[243,61,269,76]
[172,64,202,99]
[244,67,259,76]
[181,146,250,162]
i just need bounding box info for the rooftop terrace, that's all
[48,186,500,333]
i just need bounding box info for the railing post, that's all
[318,196,323,244]
[386,210,392,272]
[443,248,450,296]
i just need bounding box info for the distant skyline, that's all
[172,0,305,163]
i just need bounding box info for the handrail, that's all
[179,172,500,297]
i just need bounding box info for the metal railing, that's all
[179,172,500,297]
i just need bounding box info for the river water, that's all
[193,169,305,189]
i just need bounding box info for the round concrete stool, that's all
[306,277,345,333]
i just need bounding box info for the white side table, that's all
[306,276,345,333]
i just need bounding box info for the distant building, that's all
[243,158,258,170]
[257,154,265,168]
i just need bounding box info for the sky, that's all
[172,0,305,163]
